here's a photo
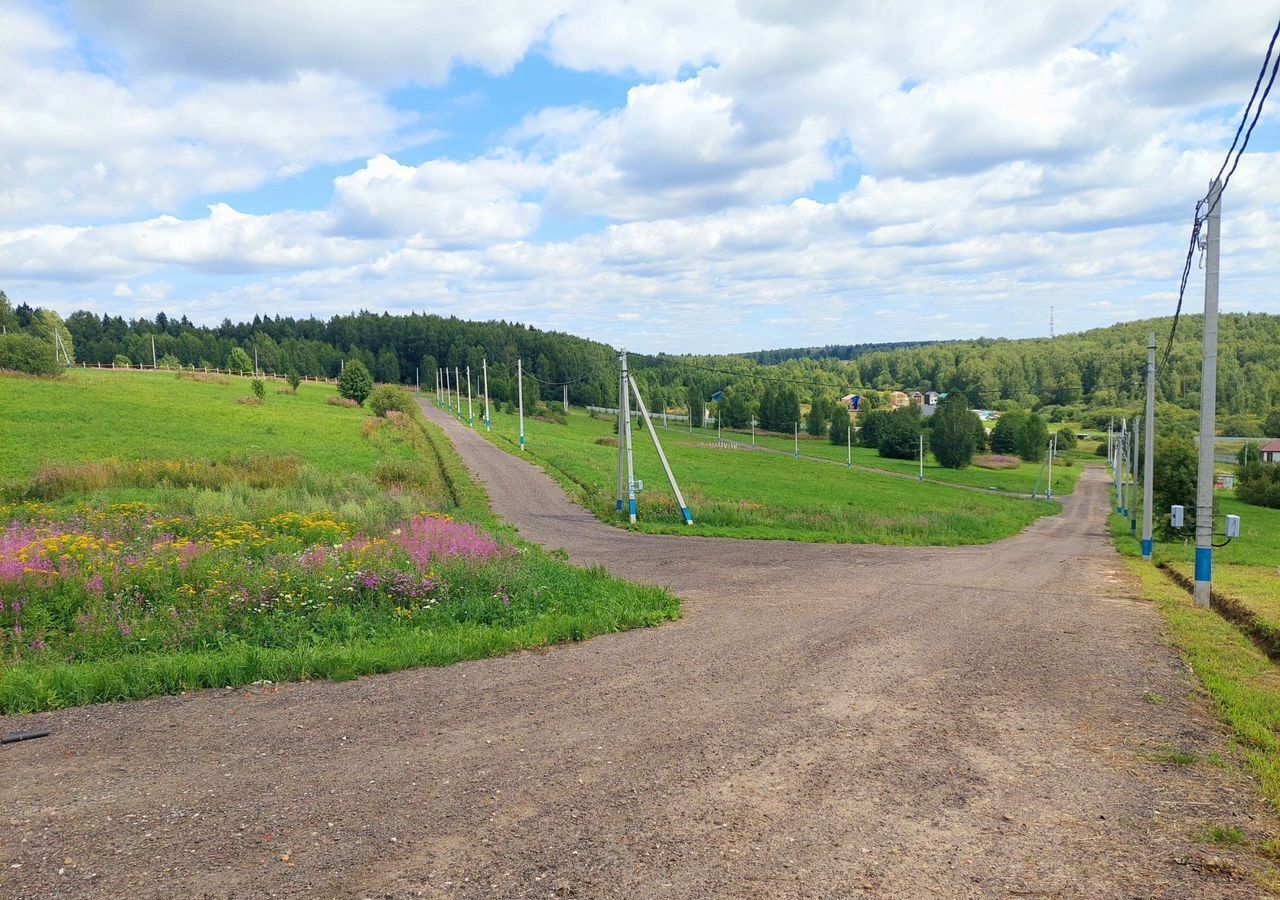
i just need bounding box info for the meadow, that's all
[1110,471,1280,807]
[0,370,678,713]
[676,419,1084,496]
[468,404,1061,545]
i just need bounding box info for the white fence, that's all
[77,362,339,384]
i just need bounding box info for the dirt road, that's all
[2,405,1273,899]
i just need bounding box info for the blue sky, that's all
[1,1,1278,353]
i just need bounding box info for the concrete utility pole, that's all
[794,422,799,459]
[482,359,490,430]
[563,383,569,414]
[415,367,420,394]
[847,425,852,468]
[1130,413,1140,536]
[1047,435,1056,500]
[627,373,693,525]
[1195,179,1222,608]
[454,366,461,420]
[466,365,473,428]
[918,434,924,482]
[751,417,756,447]
[517,358,525,450]
[619,351,637,523]
[1116,419,1125,515]
[151,334,157,369]
[1143,331,1156,561]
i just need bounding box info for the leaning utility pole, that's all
[1194,179,1222,608]
[1143,331,1156,561]
[627,370,693,525]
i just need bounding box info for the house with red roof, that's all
[1261,439,1280,463]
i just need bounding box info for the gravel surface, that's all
[2,402,1275,899]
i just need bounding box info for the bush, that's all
[286,370,301,393]
[251,378,266,401]
[338,359,374,406]
[227,347,252,373]
[368,384,414,418]
[158,353,182,370]
[974,455,1021,470]
[1017,413,1049,462]
[1155,436,1198,535]
[1094,443,1109,457]
[930,394,980,469]
[828,407,851,445]
[1055,428,1077,451]
[877,408,926,460]
[327,396,360,408]
[1237,463,1280,509]
[112,354,132,368]
[0,333,60,376]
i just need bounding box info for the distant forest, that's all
[4,289,1279,430]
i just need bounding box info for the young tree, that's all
[338,359,374,405]
[1055,428,1077,451]
[227,346,252,373]
[990,410,1027,455]
[806,396,831,437]
[877,408,925,460]
[828,404,851,445]
[1264,409,1280,438]
[930,394,980,469]
[287,369,302,393]
[1016,413,1049,462]
[858,409,890,450]
[1155,436,1199,533]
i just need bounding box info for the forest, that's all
[3,288,1279,434]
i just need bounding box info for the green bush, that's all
[286,370,302,393]
[112,354,132,368]
[1237,463,1280,509]
[828,407,851,445]
[227,347,252,373]
[0,333,60,376]
[1155,436,1198,535]
[1094,443,1109,457]
[931,395,980,469]
[338,360,374,406]
[251,379,266,401]
[368,383,414,417]
[158,353,182,370]
[877,408,926,460]
[1055,428,1077,451]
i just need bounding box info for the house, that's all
[924,391,940,406]
[1261,439,1280,463]
[889,390,910,409]
[839,393,861,411]
[709,390,725,404]
[909,391,924,407]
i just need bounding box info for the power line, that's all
[1161,15,1280,373]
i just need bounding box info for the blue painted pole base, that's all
[1130,519,1136,534]
[680,507,693,525]
[1141,538,1153,560]
[1195,547,1212,582]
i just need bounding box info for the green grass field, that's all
[677,420,1083,496]
[466,404,1061,545]
[1109,463,1280,811]
[0,370,678,713]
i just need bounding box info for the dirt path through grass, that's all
[2,403,1276,898]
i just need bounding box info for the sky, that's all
[1,1,1278,354]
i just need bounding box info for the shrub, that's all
[990,410,1026,455]
[227,347,252,373]
[286,370,302,393]
[338,359,374,406]
[368,383,414,418]
[828,407,851,445]
[1055,428,1077,451]
[0,333,60,376]
[112,354,132,368]
[877,408,926,460]
[1155,436,1198,535]
[930,394,980,469]
[1094,443,1109,457]
[1237,463,1280,509]
[158,353,182,370]
[1016,413,1049,462]
[327,395,360,408]
[251,378,266,401]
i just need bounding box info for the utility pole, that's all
[455,366,461,419]
[482,358,490,430]
[627,373,693,525]
[618,351,637,523]
[918,434,924,481]
[563,383,569,414]
[517,358,525,450]
[617,365,626,513]
[794,422,799,459]
[1116,419,1125,515]
[751,417,756,447]
[847,424,852,468]
[1047,435,1055,500]
[415,366,420,394]
[466,365,473,428]
[151,334,157,369]
[1130,411,1139,536]
[1143,331,1156,561]
[254,346,258,376]
[1194,179,1222,608]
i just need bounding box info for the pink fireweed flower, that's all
[388,516,501,569]
[300,546,329,572]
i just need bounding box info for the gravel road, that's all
[2,402,1274,899]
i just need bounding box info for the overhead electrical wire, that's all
[1160,15,1280,373]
